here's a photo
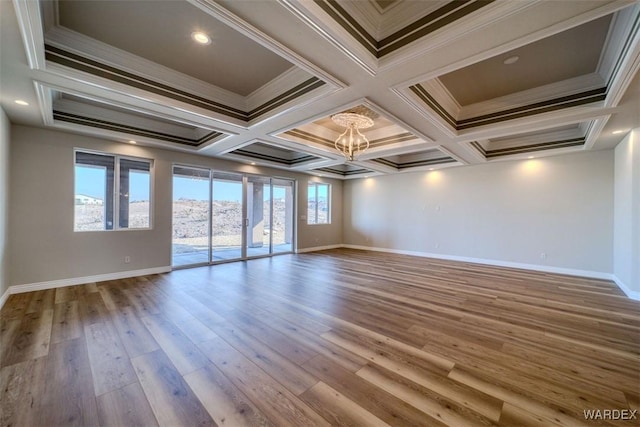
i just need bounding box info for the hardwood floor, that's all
[1,248,639,426]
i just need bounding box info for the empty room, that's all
[1,0,639,426]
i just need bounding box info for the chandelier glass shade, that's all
[331,112,374,161]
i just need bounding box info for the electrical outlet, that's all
[540,252,546,260]
[124,256,131,263]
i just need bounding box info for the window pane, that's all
[75,151,152,232]
[307,184,317,225]
[119,158,151,229]
[247,175,271,258]
[212,172,243,261]
[74,152,114,231]
[127,170,150,228]
[173,166,210,266]
[317,184,330,224]
[272,179,294,253]
[307,183,330,225]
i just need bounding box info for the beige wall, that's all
[614,129,640,295]
[6,123,629,291]
[0,108,9,296]
[8,125,342,286]
[343,150,614,274]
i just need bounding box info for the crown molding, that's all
[603,5,640,107]
[34,81,232,152]
[336,0,379,41]
[376,1,447,40]
[12,0,46,69]
[453,107,616,144]
[458,73,607,121]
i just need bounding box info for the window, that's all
[307,182,331,224]
[74,150,152,231]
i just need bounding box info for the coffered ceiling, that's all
[1,0,638,180]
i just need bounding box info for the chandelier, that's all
[331,112,374,161]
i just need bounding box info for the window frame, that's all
[74,148,154,232]
[307,182,331,225]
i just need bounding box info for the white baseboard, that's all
[342,243,628,286]
[296,244,343,254]
[611,275,640,301]
[2,266,171,306]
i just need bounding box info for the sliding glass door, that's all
[172,166,211,267]
[246,176,271,258]
[172,166,295,268]
[212,172,244,262]
[272,179,294,254]
[246,176,295,257]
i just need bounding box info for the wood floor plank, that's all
[449,367,592,427]
[207,320,318,396]
[200,298,318,365]
[140,314,209,375]
[415,325,631,410]
[198,336,329,426]
[222,297,366,372]
[0,293,30,320]
[0,357,48,427]
[24,289,55,314]
[185,363,275,427]
[96,381,159,427]
[301,381,392,427]
[173,317,219,344]
[358,363,498,427]
[51,300,83,344]
[122,286,161,317]
[302,354,437,426]
[131,349,215,427]
[54,285,83,304]
[84,320,137,396]
[0,318,20,366]
[109,306,159,358]
[78,292,111,325]
[1,309,53,367]
[98,284,131,312]
[38,338,100,426]
[499,402,559,427]
[323,330,503,421]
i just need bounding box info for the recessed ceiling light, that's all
[428,168,435,171]
[14,99,29,106]
[612,129,627,135]
[191,32,211,45]
[528,156,535,159]
[503,56,519,65]
[128,140,137,144]
[250,162,256,165]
